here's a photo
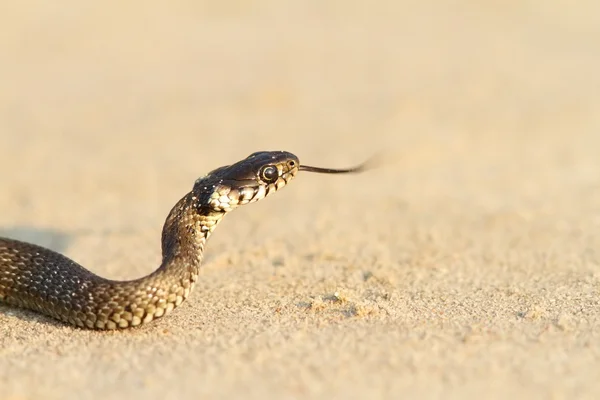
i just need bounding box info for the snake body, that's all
[0,151,366,329]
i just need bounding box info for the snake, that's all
[0,151,368,330]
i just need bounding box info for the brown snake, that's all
[0,151,368,330]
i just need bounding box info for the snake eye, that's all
[259,165,279,183]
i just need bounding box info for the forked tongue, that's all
[299,156,378,174]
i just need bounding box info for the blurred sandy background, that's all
[1,1,600,399]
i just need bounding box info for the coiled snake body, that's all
[0,151,366,329]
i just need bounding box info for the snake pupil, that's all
[260,165,279,183]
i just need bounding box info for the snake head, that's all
[194,151,300,212]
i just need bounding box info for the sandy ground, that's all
[1,1,600,399]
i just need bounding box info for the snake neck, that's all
[158,192,225,274]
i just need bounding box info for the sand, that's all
[1,1,600,399]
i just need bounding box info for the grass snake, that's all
[0,151,368,329]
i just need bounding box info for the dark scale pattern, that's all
[0,151,301,329]
[0,194,219,329]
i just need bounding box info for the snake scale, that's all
[0,151,367,330]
